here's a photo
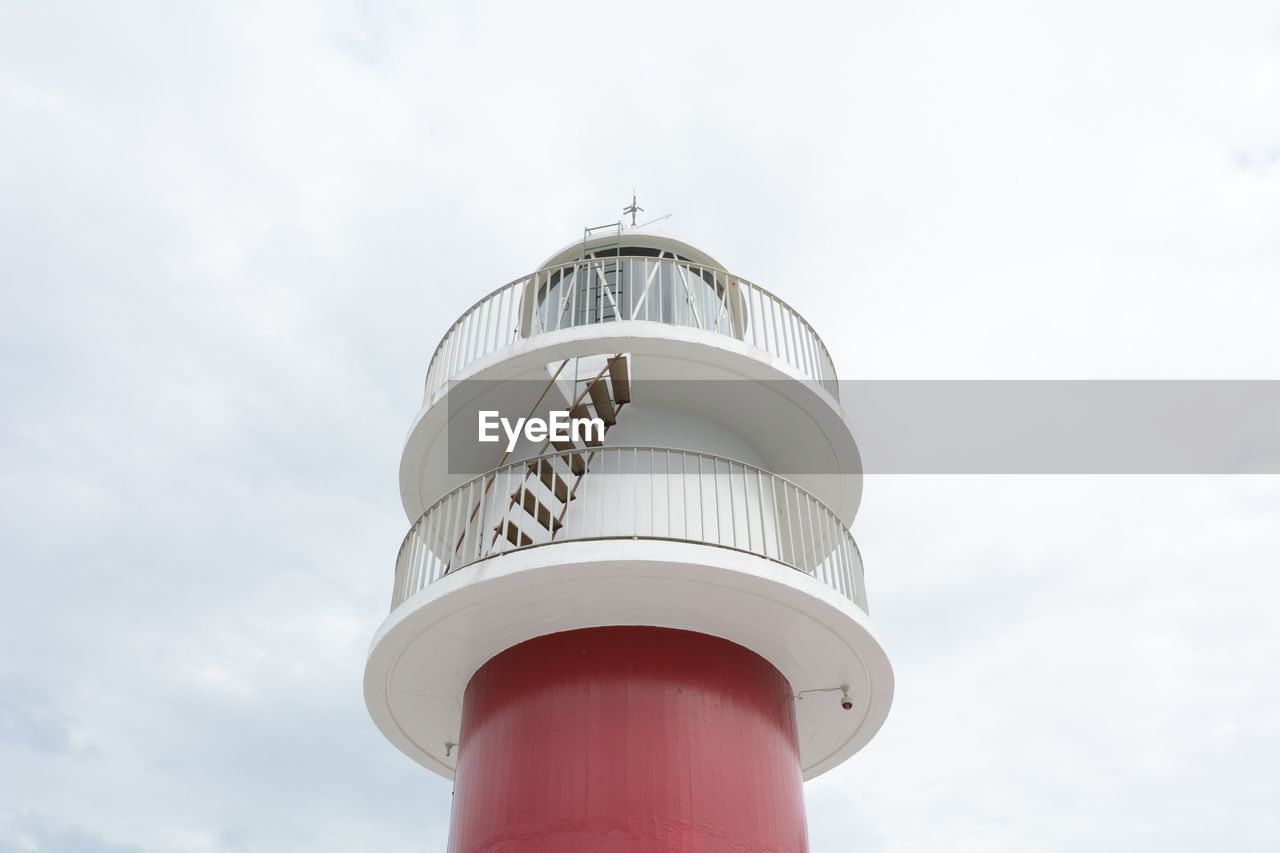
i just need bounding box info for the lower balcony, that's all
[390,446,868,615]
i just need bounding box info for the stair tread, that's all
[549,440,586,475]
[525,460,574,502]
[571,403,605,446]
[608,356,631,404]
[495,520,533,548]
[587,378,617,426]
[514,490,564,530]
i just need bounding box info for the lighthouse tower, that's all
[365,223,893,852]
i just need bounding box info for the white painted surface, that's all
[364,539,893,782]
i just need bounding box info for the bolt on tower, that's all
[365,225,893,852]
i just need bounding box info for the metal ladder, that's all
[446,354,632,569]
[492,353,631,549]
[581,221,623,324]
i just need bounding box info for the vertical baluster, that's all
[794,485,809,571]
[595,447,605,538]
[402,533,415,605]
[511,281,521,341]
[701,450,711,537]
[804,491,820,577]
[841,531,855,601]
[811,498,826,586]
[422,518,434,588]
[391,540,405,609]
[477,301,489,360]
[457,313,470,374]
[819,504,834,589]
[829,519,845,598]
[469,305,482,366]
[421,500,437,585]
[711,456,723,546]
[402,529,416,604]
[645,448,654,539]
[477,478,490,558]
[459,481,474,564]
[447,485,465,570]
[426,499,442,581]
[766,291,779,358]
[794,313,809,377]
[636,450,645,537]
[441,329,455,389]
[755,288,769,354]
[508,463,521,552]
[487,470,502,556]
[664,449,672,540]
[417,519,430,592]
[840,536,852,604]
[461,307,474,366]
[452,321,464,376]
[489,288,501,352]
[455,317,467,372]
[754,467,769,559]
[402,530,416,604]
[536,271,548,333]
[662,262,672,327]
[791,317,805,377]
[393,535,406,608]
[733,462,746,553]
[732,460,744,549]
[571,264,578,329]
[460,484,471,565]
[433,497,446,580]
[779,481,794,568]
[785,302,800,371]
[791,313,807,377]
[414,526,426,597]
[459,309,471,367]
[807,327,820,385]
[497,285,509,347]
[545,269,557,332]
[857,544,869,612]
[771,296,787,367]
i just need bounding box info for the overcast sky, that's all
[2,2,1278,851]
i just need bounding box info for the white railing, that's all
[390,446,866,613]
[423,257,839,401]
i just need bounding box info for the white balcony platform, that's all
[365,539,894,782]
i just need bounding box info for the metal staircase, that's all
[446,353,631,569]
[494,353,630,548]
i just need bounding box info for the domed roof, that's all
[537,226,728,270]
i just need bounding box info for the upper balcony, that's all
[422,252,839,404]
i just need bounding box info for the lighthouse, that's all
[364,222,894,852]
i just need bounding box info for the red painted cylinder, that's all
[447,626,808,853]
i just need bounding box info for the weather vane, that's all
[623,191,644,227]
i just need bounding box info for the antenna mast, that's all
[622,191,644,227]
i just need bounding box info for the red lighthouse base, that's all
[447,626,808,853]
